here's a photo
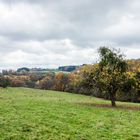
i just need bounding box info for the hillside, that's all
[0,88,140,140]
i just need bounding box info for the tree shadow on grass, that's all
[77,102,140,111]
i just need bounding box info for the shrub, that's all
[0,76,10,88]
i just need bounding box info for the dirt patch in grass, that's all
[77,102,140,111]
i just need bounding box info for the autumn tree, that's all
[37,76,54,90]
[96,47,128,106]
[54,72,69,91]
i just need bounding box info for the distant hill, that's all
[58,65,80,72]
[15,65,80,74]
[2,59,139,75]
[17,67,30,73]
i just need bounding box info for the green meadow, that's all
[0,88,140,140]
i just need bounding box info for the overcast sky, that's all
[0,0,140,69]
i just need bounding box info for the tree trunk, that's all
[111,98,116,107]
[110,93,116,107]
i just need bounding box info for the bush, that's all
[37,76,54,90]
[10,77,25,87]
[0,76,10,88]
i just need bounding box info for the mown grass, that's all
[0,88,140,140]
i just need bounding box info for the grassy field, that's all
[0,88,140,140]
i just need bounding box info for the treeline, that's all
[0,61,139,102]
[0,48,139,105]
[1,65,79,75]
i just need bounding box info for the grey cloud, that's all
[0,0,133,43]
[0,0,139,69]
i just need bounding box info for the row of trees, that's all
[0,47,139,106]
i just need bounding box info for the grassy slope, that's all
[0,88,140,140]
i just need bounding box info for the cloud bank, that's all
[0,0,140,69]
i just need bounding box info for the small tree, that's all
[97,47,128,107]
[37,76,54,90]
[54,73,69,91]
